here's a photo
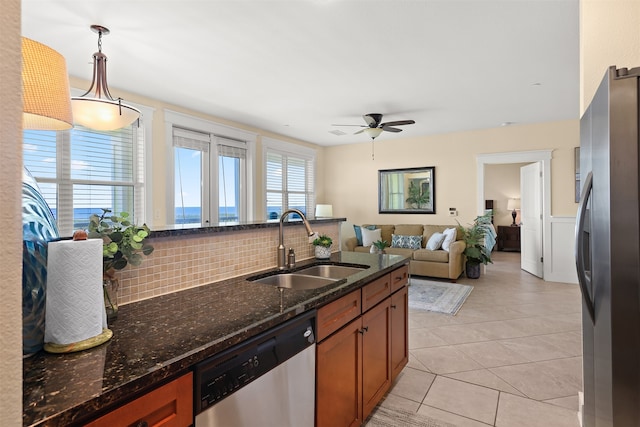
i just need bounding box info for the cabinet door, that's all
[362,274,391,312]
[391,286,409,380]
[362,299,391,420]
[85,372,193,427]
[317,289,361,342]
[316,318,363,427]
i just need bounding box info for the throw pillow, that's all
[441,227,457,252]
[361,228,382,247]
[391,234,422,250]
[354,224,376,246]
[426,232,446,250]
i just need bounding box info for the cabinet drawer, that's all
[390,264,409,293]
[85,372,193,427]
[362,274,391,312]
[317,289,361,342]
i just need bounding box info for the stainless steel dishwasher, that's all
[194,310,316,427]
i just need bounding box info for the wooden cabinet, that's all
[497,225,521,252]
[390,285,408,380]
[85,372,193,427]
[316,264,409,427]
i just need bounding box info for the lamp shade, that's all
[507,198,521,211]
[71,98,140,131]
[364,127,383,139]
[22,38,73,130]
[315,204,333,218]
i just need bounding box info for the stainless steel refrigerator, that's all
[576,65,640,427]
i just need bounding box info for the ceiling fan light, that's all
[73,25,140,131]
[364,127,383,139]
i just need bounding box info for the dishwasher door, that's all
[194,311,316,427]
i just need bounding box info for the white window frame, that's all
[262,136,316,219]
[164,109,256,224]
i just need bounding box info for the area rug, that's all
[408,278,473,315]
[366,406,456,427]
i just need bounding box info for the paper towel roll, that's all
[45,239,106,345]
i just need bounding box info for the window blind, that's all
[265,149,314,218]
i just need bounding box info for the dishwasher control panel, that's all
[194,310,316,414]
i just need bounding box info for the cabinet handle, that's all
[391,304,397,309]
[136,421,148,427]
[359,326,369,334]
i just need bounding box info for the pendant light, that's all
[71,25,140,131]
[364,127,383,160]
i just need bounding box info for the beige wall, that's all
[580,0,640,112]
[1,1,24,425]
[325,120,579,229]
[485,163,528,227]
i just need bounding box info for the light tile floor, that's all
[367,251,582,427]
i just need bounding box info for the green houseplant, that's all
[371,239,389,254]
[457,212,494,279]
[88,208,154,318]
[312,234,333,259]
[405,181,430,209]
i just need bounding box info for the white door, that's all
[520,162,543,277]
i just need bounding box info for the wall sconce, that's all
[507,198,520,226]
[22,37,73,130]
[315,204,333,218]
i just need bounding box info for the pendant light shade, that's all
[22,37,73,130]
[364,127,383,139]
[71,25,140,131]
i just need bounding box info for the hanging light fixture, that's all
[71,25,140,131]
[364,127,383,160]
[22,37,73,130]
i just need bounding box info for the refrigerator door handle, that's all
[575,171,595,323]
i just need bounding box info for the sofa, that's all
[344,224,466,281]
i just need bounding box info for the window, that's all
[23,121,145,236]
[264,138,315,220]
[172,127,249,225]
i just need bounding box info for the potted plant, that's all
[88,208,154,318]
[312,234,333,259]
[370,239,390,254]
[457,212,494,279]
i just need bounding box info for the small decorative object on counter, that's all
[370,239,389,254]
[312,234,333,259]
[88,208,154,320]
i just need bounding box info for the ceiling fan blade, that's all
[363,113,383,127]
[380,120,415,127]
[382,126,403,133]
[331,124,367,127]
[354,128,366,135]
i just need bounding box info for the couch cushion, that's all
[413,248,450,263]
[391,234,423,250]
[425,232,446,250]
[365,224,394,246]
[361,227,382,247]
[394,224,424,237]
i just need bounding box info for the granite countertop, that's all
[23,252,408,426]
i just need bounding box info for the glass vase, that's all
[103,277,119,320]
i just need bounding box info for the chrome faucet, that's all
[278,208,315,270]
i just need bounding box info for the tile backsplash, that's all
[115,222,340,305]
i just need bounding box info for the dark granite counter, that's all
[23,252,409,426]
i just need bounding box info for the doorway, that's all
[476,150,552,280]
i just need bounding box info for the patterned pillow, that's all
[391,234,423,250]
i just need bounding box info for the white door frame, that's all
[476,150,552,280]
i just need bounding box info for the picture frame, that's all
[379,166,436,214]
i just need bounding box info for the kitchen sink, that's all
[295,264,368,279]
[250,273,340,290]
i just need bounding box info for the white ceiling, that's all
[21,0,580,146]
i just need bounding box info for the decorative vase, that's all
[315,245,331,259]
[22,167,59,357]
[370,246,386,254]
[466,262,481,279]
[103,276,119,320]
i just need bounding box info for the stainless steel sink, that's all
[295,264,368,279]
[251,273,340,290]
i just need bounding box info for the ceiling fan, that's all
[332,113,416,159]
[333,113,415,140]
